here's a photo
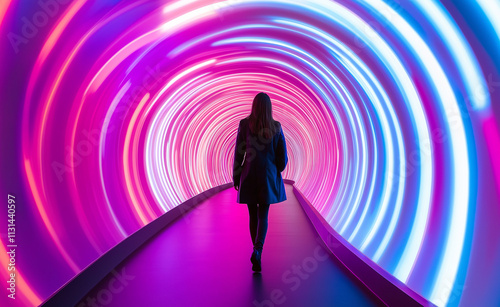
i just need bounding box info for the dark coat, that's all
[233,117,288,204]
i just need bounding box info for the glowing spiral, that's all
[0,1,499,306]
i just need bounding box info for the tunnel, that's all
[0,1,500,306]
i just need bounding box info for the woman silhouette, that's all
[233,92,288,272]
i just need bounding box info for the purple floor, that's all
[76,184,384,307]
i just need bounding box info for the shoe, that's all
[251,248,262,272]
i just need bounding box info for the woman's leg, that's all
[247,204,258,247]
[254,203,270,252]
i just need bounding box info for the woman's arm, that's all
[233,120,246,189]
[275,124,288,173]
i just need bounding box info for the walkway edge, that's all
[40,183,233,307]
[292,184,435,307]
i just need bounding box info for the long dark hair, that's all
[248,92,279,139]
